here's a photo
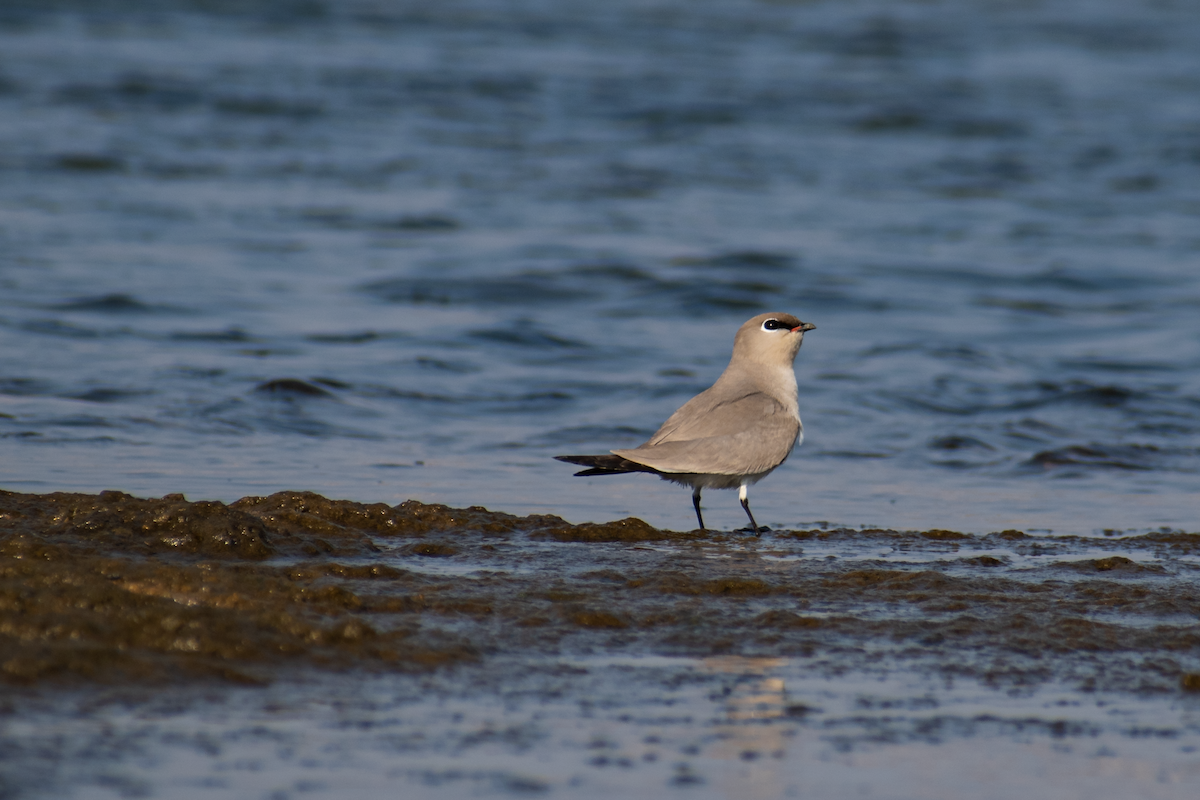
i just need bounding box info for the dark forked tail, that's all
[554,454,662,477]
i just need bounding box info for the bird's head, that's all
[733,312,816,366]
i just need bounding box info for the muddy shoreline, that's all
[3,489,1198,694]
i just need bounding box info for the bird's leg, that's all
[738,484,760,537]
[692,486,705,530]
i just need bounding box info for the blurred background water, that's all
[0,0,1197,534]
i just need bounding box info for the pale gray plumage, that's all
[556,312,815,535]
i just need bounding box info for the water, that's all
[10,660,1200,800]
[1,0,1198,535]
[1,6,1199,792]
[4,486,1200,798]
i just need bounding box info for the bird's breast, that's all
[767,366,801,421]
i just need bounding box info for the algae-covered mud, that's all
[3,490,1200,798]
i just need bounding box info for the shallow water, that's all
[1,0,1198,534]
[3,489,1200,797]
[11,661,1200,800]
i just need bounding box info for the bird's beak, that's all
[793,322,816,332]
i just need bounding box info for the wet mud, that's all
[3,489,1198,694]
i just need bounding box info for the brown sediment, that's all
[2,489,1199,691]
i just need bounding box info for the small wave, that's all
[170,328,255,343]
[306,331,383,344]
[253,379,337,399]
[56,73,203,112]
[21,320,105,338]
[815,450,895,459]
[469,327,588,350]
[1058,358,1178,374]
[1025,444,1160,471]
[895,380,1140,415]
[51,154,126,173]
[533,425,648,446]
[0,378,53,397]
[214,96,323,119]
[48,294,178,314]
[377,214,460,232]
[65,388,150,404]
[361,275,596,306]
[669,250,796,272]
[928,436,994,451]
[297,208,460,233]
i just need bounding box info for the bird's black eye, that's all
[762,319,786,331]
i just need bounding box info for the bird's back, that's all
[613,364,801,477]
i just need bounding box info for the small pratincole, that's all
[556,312,815,535]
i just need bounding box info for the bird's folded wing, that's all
[650,390,789,444]
[612,392,799,475]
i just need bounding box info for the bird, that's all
[556,312,815,536]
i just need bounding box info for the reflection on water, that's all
[701,657,794,800]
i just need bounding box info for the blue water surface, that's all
[0,0,1197,534]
